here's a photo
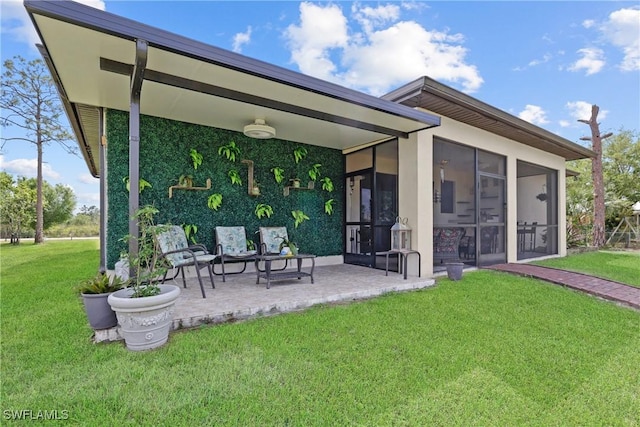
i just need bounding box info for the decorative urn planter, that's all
[108,284,181,351]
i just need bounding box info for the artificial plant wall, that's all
[106,109,344,268]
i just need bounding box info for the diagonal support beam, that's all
[128,39,148,274]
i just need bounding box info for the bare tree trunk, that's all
[578,105,609,248]
[35,136,44,244]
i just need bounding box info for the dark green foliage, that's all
[106,110,343,267]
[76,272,124,295]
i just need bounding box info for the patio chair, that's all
[155,225,216,298]
[258,226,291,271]
[214,226,257,282]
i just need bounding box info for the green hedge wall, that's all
[106,110,344,268]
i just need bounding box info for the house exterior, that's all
[26,0,594,279]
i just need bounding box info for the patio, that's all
[95,263,435,343]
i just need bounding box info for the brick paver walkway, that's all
[487,263,640,310]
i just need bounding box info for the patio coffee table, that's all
[255,253,316,289]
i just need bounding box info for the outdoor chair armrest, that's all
[187,243,209,254]
[162,247,207,263]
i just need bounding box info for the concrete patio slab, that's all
[95,263,434,343]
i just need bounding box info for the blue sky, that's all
[1,1,639,212]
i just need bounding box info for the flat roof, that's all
[383,76,595,161]
[25,0,441,177]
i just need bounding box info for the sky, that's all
[1,0,639,212]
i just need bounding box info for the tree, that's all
[22,177,76,231]
[1,56,75,244]
[0,172,37,244]
[604,129,640,205]
[43,182,76,230]
[578,105,613,247]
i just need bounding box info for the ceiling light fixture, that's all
[243,118,276,139]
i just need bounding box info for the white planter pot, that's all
[108,284,181,351]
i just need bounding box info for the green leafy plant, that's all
[291,209,310,228]
[119,205,170,298]
[293,146,307,164]
[255,203,274,219]
[190,148,203,170]
[228,169,242,186]
[246,239,256,251]
[207,193,223,211]
[271,167,285,184]
[76,273,124,295]
[324,199,335,215]
[308,163,322,181]
[123,177,152,193]
[276,235,298,256]
[218,140,241,162]
[320,177,334,192]
[183,223,198,244]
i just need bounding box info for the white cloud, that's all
[518,105,549,125]
[566,101,609,123]
[284,2,483,95]
[559,120,571,128]
[582,19,596,29]
[77,192,100,204]
[0,0,105,50]
[232,26,252,53]
[284,2,349,83]
[79,173,99,184]
[600,7,640,71]
[352,4,400,34]
[568,47,605,75]
[0,157,61,180]
[528,53,553,67]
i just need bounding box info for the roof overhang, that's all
[24,0,440,177]
[382,76,595,161]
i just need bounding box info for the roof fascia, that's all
[384,76,595,160]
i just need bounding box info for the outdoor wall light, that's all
[243,118,276,139]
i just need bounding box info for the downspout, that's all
[99,108,107,273]
[128,39,148,273]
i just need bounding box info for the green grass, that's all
[533,250,640,288]
[2,241,639,425]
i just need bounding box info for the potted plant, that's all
[77,273,124,330]
[178,174,194,187]
[250,180,261,196]
[277,235,298,257]
[108,205,181,351]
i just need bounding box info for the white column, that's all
[398,131,433,277]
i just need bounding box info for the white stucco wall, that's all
[398,113,568,277]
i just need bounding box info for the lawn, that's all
[1,241,639,425]
[533,250,640,288]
